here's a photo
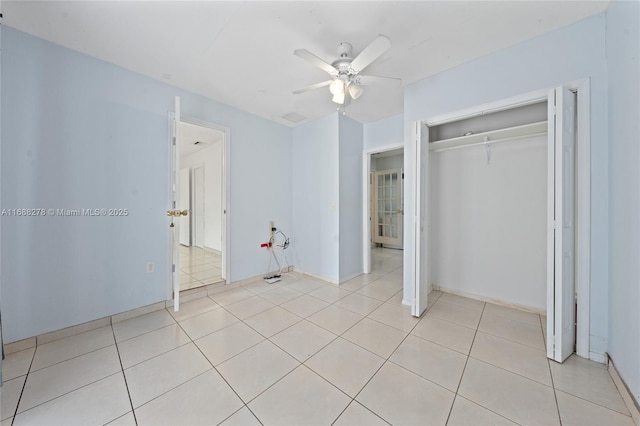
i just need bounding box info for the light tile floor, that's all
[1,248,634,425]
[179,246,223,291]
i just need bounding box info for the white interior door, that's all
[170,96,182,311]
[412,122,429,317]
[373,168,403,246]
[547,86,576,362]
[178,168,191,246]
[370,172,375,244]
[193,166,205,248]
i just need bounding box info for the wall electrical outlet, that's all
[146,262,155,273]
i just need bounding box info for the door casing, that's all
[362,144,404,274]
[167,109,231,308]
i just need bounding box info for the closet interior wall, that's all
[428,102,549,312]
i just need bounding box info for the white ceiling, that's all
[3,1,609,127]
[179,121,224,157]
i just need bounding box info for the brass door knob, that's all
[166,209,189,217]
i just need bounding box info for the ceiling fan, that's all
[293,35,402,107]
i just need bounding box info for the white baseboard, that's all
[589,351,607,364]
[293,267,339,285]
[339,271,364,284]
[433,285,546,315]
[608,355,640,425]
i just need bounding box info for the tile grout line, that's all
[8,342,37,423]
[10,345,126,420]
[444,301,486,426]
[330,400,391,426]
[150,251,400,424]
[172,309,260,422]
[111,324,140,426]
[342,293,435,425]
[543,316,564,425]
[198,276,394,423]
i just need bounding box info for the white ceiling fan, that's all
[293,35,402,108]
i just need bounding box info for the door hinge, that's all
[172,264,176,273]
[173,137,176,145]
[402,173,404,179]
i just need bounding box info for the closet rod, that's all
[430,131,547,153]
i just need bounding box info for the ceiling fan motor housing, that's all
[333,42,356,75]
[293,35,399,105]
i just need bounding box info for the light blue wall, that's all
[1,27,292,342]
[291,114,340,282]
[606,0,640,404]
[373,154,403,172]
[363,114,403,151]
[0,18,3,384]
[338,114,363,282]
[403,14,610,357]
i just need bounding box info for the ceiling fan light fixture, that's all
[332,91,345,104]
[329,78,345,96]
[348,83,363,100]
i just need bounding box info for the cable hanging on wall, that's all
[261,225,290,284]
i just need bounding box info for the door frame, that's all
[192,165,206,249]
[178,167,191,246]
[410,79,591,360]
[167,112,231,302]
[362,143,404,274]
[372,168,403,247]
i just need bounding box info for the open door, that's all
[169,96,185,312]
[547,87,576,362]
[412,122,429,317]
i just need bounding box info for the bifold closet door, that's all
[547,86,576,363]
[412,122,429,317]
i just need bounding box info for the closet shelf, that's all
[429,120,548,152]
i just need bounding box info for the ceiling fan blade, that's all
[294,49,339,76]
[349,35,391,74]
[355,75,402,88]
[293,80,333,94]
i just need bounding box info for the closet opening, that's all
[429,101,549,310]
[412,83,591,363]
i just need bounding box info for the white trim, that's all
[608,355,640,424]
[293,267,340,285]
[166,111,232,307]
[574,79,591,360]
[435,286,546,315]
[178,116,231,285]
[166,113,175,303]
[362,143,404,276]
[339,271,363,284]
[425,88,549,127]
[546,90,556,360]
[412,79,591,360]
